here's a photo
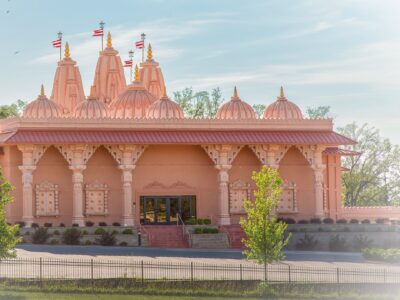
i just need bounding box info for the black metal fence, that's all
[0,258,399,283]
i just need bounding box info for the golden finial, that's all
[40,84,45,97]
[279,86,285,98]
[64,42,70,58]
[134,64,140,81]
[163,86,167,97]
[233,86,238,98]
[147,43,153,60]
[107,32,112,48]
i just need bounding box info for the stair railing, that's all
[176,213,191,247]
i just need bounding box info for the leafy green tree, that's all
[173,87,223,118]
[306,105,332,119]
[253,104,266,118]
[240,166,291,281]
[0,168,20,258]
[0,99,27,119]
[338,123,400,206]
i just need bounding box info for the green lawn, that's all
[0,291,254,300]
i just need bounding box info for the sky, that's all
[0,0,400,144]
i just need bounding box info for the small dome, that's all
[263,87,303,119]
[23,85,64,118]
[216,87,256,120]
[74,86,109,119]
[109,66,156,119]
[146,88,184,119]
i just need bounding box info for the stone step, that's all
[142,225,189,248]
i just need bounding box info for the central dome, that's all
[216,87,256,120]
[74,86,109,119]
[23,85,65,119]
[263,87,303,119]
[109,66,156,119]
[146,88,184,119]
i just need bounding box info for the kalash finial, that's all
[279,86,285,99]
[147,43,153,60]
[89,85,96,98]
[40,84,45,97]
[163,86,167,97]
[64,42,70,58]
[107,32,112,48]
[233,86,238,98]
[134,64,140,81]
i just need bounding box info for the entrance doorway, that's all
[140,195,196,225]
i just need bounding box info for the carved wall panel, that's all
[277,180,297,213]
[85,182,108,216]
[35,181,59,217]
[229,179,251,214]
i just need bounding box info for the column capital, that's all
[215,164,232,172]
[69,165,86,172]
[118,164,136,171]
[18,165,36,173]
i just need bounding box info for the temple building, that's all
[1,33,398,235]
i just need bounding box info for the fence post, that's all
[288,265,291,283]
[383,269,386,284]
[240,264,243,281]
[141,260,144,284]
[39,257,43,284]
[91,259,94,284]
[190,262,194,282]
[336,267,340,284]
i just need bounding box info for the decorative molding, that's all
[229,179,251,214]
[201,145,243,165]
[143,181,167,190]
[18,145,50,166]
[249,144,290,166]
[277,180,297,214]
[295,145,316,166]
[55,145,99,166]
[143,181,194,190]
[35,181,59,217]
[85,181,108,216]
[105,145,147,165]
[169,181,194,190]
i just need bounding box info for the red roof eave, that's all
[2,129,356,145]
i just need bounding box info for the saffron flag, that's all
[52,39,61,48]
[93,29,104,37]
[124,60,133,67]
[135,40,144,49]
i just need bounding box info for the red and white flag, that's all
[123,60,133,67]
[93,29,104,37]
[135,40,144,49]
[52,39,62,48]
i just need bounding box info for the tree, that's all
[173,87,223,118]
[338,123,400,206]
[240,166,291,281]
[0,99,27,119]
[0,168,20,258]
[306,105,332,119]
[253,104,266,118]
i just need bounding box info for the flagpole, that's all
[57,31,63,61]
[100,21,105,51]
[128,50,134,82]
[141,33,146,62]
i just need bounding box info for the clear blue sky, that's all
[1,0,399,143]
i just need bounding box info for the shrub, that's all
[194,227,218,234]
[323,218,334,224]
[84,240,92,246]
[329,234,348,252]
[197,219,204,225]
[203,219,211,225]
[361,219,370,224]
[122,228,133,235]
[85,221,94,227]
[349,219,359,224]
[62,228,81,245]
[24,231,31,236]
[310,218,321,224]
[32,227,50,244]
[295,233,318,251]
[53,230,60,235]
[50,239,59,245]
[15,221,25,228]
[194,227,203,234]
[112,222,121,227]
[59,223,65,227]
[44,223,52,228]
[297,220,309,224]
[375,218,387,224]
[82,230,88,235]
[96,232,116,246]
[284,218,296,224]
[72,223,79,227]
[99,222,107,227]
[186,218,197,225]
[31,223,39,228]
[119,241,128,247]
[362,248,400,262]
[336,219,347,224]
[111,230,119,235]
[353,234,373,251]
[94,228,106,235]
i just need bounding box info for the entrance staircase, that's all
[142,225,189,248]
[219,225,246,249]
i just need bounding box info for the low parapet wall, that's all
[337,206,400,221]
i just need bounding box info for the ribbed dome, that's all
[109,66,156,119]
[263,87,303,119]
[74,86,109,119]
[216,87,256,120]
[23,85,64,118]
[146,89,184,119]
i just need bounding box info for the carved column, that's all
[215,164,232,225]
[312,148,326,218]
[18,166,36,227]
[70,165,86,226]
[119,164,135,226]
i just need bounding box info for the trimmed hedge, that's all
[193,227,219,234]
[363,248,400,262]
